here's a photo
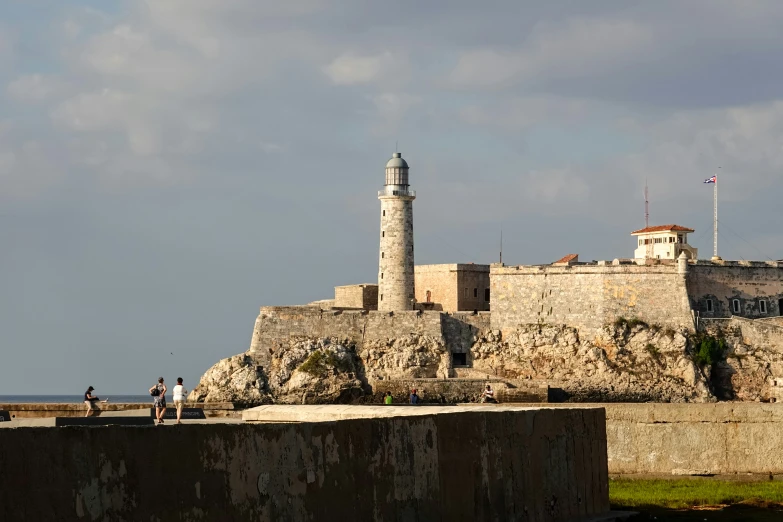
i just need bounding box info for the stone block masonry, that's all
[0,407,610,521]
[333,284,378,310]
[378,195,415,311]
[491,264,694,336]
[687,262,783,319]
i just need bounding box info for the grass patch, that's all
[299,349,354,377]
[614,317,650,330]
[610,478,783,510]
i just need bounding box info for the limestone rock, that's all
[187,353,269,405]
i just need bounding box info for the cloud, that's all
[7,74,65,102]
[459,96,588,130]
[449,17,653,90]
[324,52,409,86]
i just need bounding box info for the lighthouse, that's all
[378,152,416,311]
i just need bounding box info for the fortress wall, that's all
[702,316,783,354]
[250,307,446,358]
[490,265,694,336]
[687,263,783,318]
[0,408,609,522]
[415,264,458,311]
[442,312,491,353]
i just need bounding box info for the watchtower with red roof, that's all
[631,224,698,260]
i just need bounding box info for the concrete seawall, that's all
[489,403,783,475]
[243,403,783,476]
[0,402,236,419]
[0,407,609,522]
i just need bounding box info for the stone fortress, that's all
[191,152,783,406]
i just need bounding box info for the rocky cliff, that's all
[189,321,734,405]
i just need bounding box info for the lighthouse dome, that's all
[385,152,409,169]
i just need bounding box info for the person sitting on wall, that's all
[481,384,496,404]
[409,389,420,405]
[384,391,393,405]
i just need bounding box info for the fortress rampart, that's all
[490,263,693,335]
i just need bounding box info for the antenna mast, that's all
[499,228,503,265]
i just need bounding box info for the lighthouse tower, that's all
[378,152,416,311]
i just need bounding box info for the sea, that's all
[0,395,151,404]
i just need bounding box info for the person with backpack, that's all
[409,389,420,405]
[149,377,167,425]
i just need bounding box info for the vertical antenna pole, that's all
[645,180,652,259]
[499,228,503,265]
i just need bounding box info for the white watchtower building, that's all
[378,152,416,311]
[632,224,698,260]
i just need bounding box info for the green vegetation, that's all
[645,343,662,364]
[690,333,727,367]
[614,317,650,330]
[610,478,783,510]
[299,349,354,377]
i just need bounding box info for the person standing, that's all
[409,388,419,405]
[172,377,188,424]
[149,377,167,425]
[384,391,393,405]
[84,386,100,417]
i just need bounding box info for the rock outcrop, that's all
[472,323,712,402]
[191,321,736,405]
[189,338,366,405]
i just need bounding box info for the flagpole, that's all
[713,177,718,258]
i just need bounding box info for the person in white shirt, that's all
[481,384,496,403]
[172,377,188,424]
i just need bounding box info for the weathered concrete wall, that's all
[0,402,235,419]
[687,261,783,319]
[519,403,783,475]
[490,264,694,336]
[0,407,608,522]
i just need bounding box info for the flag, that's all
[704,175,717,184]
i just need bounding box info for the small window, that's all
[381,252,384,258]
[760,300,768,314]
[705,299,713,312]
[381,273,383,279]
[732,299,740,314]
[383,210,386,217]
[452,352,467,366]
[484,288,490,302]
[426,290,431,303]
[380,294,383,301]
[473,288,478,298]
[382,231,385,237]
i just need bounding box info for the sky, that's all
[2,1,783,394]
